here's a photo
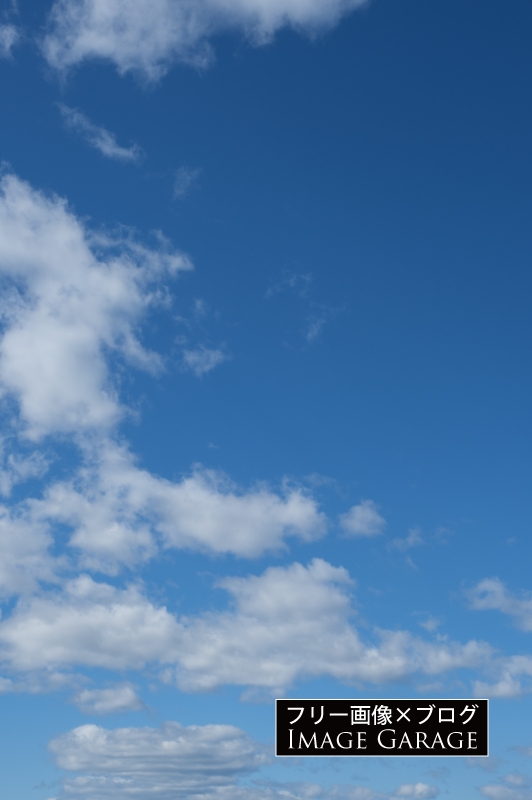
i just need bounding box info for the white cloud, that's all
[0,504,59,597]
[339,500,386,537]
[0,173,191,439]
[0,24,19,58]
[254,785,438,800]
[480,779,532,800]
[47,721,440,800]
[0,440,49,496]
[182,345,228,376]
[31,443,327,569]
[0,172,326,571]
[71,683,144,714]
[0,559,490,691]
[468,578,532,631]
[0,574,181,672]
[467,579,532,696]
[473,654,532,699]
[57,104,142,162]
[393,787,438,800]
[168,584,490,688]
[43,0,369,80]
[48,720,269,799]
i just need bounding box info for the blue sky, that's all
[0,0,532,797]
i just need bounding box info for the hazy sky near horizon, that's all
[0,0,532,798]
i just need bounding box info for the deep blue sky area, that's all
[0,1,532,799]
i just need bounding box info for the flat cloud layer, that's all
[47,721,439,799]
[48,720,269,798]
[43,0,369,80]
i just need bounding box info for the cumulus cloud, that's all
[468,578,532,632]
[57,104,142,162]
[339,500,386,537]
[0,172,327,575]
[0,24,19,58]
[71,683,144,714]
[0,574,179,672]
[182,345,227,376]
[0,504,59,597]
[174,567,488,686]
[43,0,369,80]
[0,173,190,439]
[0,560,491,692]
[31,443,327,569]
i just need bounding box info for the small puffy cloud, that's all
[48,720,269,799]
[339,500,386,538]
[419,617,440,633]
[182,345,227,376]
[57,104,142,162]
[468,578,532,632]
[473,654,532,698]
[43,0,369,81]
[0,24,19,58]
[480,778,532,800]
[466,756,503,773]
[394,786,438,799]
[390,527,423,552]
[0,173,191,439]
[71,683,144,714]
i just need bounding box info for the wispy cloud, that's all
[266,272,340,343]
[182,345,227,376]
[0,24,19,58]
[390,527,423,552]
[57,104,142,162]
[174,166,201,198]
[71,683,144,714]
[266,272,313,299]
[468,578,532,631]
